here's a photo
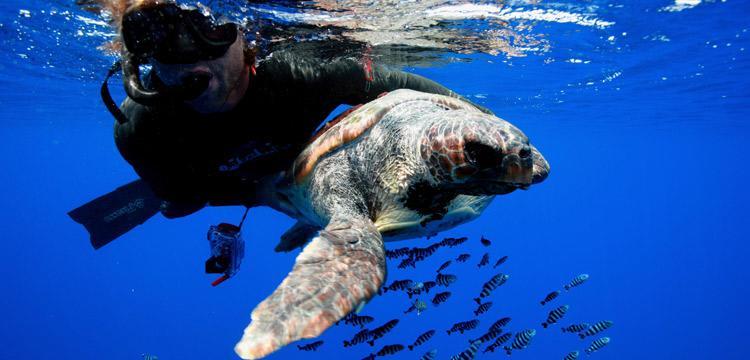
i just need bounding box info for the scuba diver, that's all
[70,0,492,251]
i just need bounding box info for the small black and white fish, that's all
[408,330,436,350]
[397,257,416,269]
[297,340,324,351]
[420,349,438,360]
[477,253,490,268]
[344,328,372,347]
[367,319,400,346]
[483,332,512,353]
[386,247,411,259]
[504,329,536,355]
[342,313,375,328]
[382,279,414,293]
[564,350,580,360]
[456,253,471,263]
[423,281,437,293]
[565,274,589,291]
[480,236,492,247]
[437,260,452,273]
[474,301,493,316]
[376,344,405,356]
[585,337,610,355]
[447,319,480,335]
[541,290,561,305]
[407,282,425,298]
[488,317,512,332]
[474,273,509,304]
[440,236,469,247]
[469,329,502,344]
[450,340,482,360]
[579,320,613,339]
[561,323,589,333]
[141,354,158,360]
[542,304,570,328]
[432,291,451,306]
[404,299,428,315]
[436,273,458,287]
[493,255,508,268]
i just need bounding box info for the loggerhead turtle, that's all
[234,89,550,359]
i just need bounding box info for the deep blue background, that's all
[1,1,748,359]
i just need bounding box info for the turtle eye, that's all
[464,141,502,170]
[518,146,531,159]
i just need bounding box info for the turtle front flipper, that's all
[274,221,320,253]
[235,217,386,359]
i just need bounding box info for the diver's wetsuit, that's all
[115,50,491,218]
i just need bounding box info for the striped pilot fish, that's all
[436,273,458,287]
[437,260,452,273]
[542,304,570,328]
[474,301,493,316]
[456,253,471,262]
[564,350,580,360]
[477,253,490,267]
[432,291,451,306]
[376,344,405,356]
[409,330,436,350]
[450,340,482,360]
[579,320,613,339]
[504,329,536,355]
[469,329,502,344]
[480,236,492,246]
[141,355,158,360]
[483,332,512,353]
[474,273,509,304]
[297,340,324,351]
[585,337,610,354]
[420,349,438,360]
[368,319,400,346]
[488,317,512,332]
[447,319,480,335]
[382,279,414,293]
[344,328,372,347]
[493,255,508,268]
[540,290,561,305]
[385,247,410,259]
[440,236,468,247]
[564,274,589,291]
[561,323,589,333]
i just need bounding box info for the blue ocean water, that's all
[0,1,748,359]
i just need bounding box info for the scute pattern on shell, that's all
[292,90,482,183]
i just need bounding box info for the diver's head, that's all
[119,0,253,113]
[420,114,550,195]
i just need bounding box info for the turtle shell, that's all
[292,89,483,183]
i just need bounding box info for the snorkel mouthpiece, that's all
[118,1,238,105]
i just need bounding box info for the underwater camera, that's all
[205,223,245,286]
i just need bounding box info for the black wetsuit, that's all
[115,50,490,218]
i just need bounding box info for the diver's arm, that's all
[114,99,207,218]
[320,58,494,115]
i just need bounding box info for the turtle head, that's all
[419,115,549,195]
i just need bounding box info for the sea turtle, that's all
[234,89,549,359]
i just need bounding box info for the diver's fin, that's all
[235,217,386,359]
[68,179,162,249]
[274,221,320,252]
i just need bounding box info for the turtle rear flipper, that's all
[274,221,320,252]
[235,217,386,359]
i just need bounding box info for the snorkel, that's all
[101,0,240,122]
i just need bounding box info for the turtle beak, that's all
[530,145,550,185]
